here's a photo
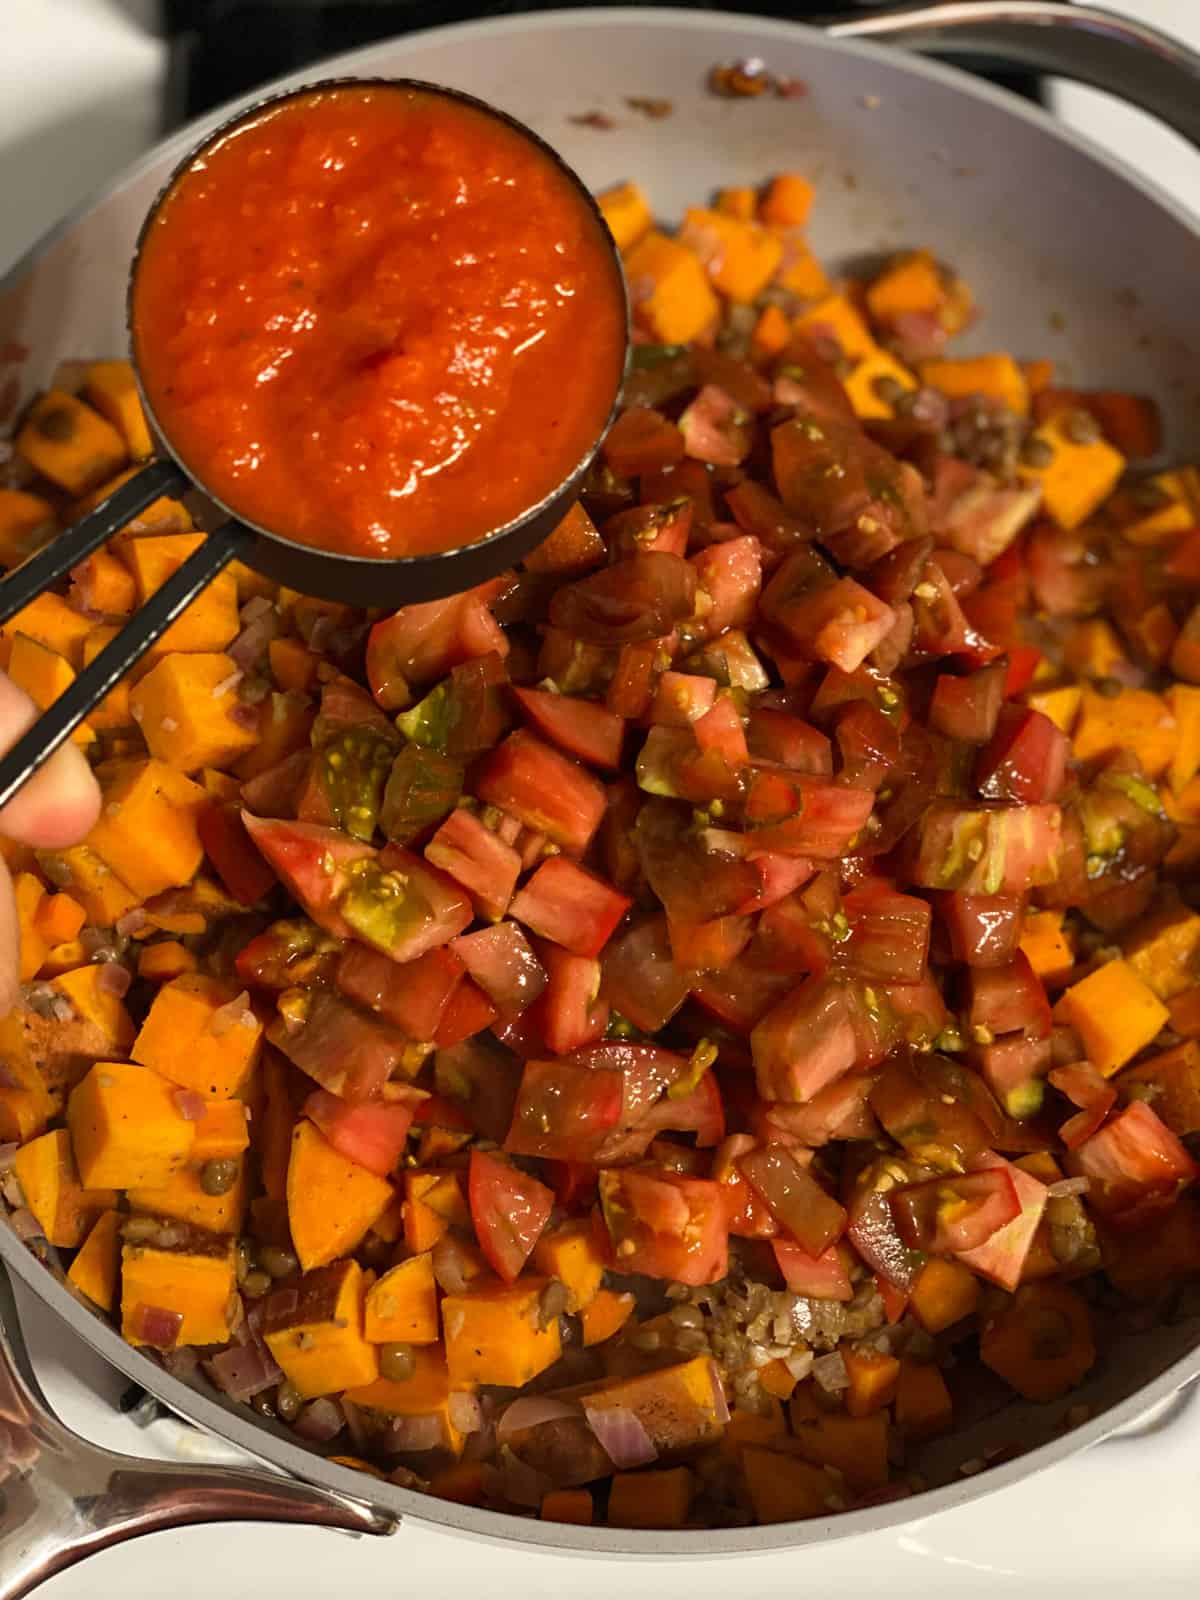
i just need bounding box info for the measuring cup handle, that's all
[0,522,251,813]
[829,2,1200,149]
[0,1262,396,1600]
[0,459,188,630]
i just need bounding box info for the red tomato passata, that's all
[468,1149,554,1283]
[599,1167,728,1286]
[303,1090,413,1176]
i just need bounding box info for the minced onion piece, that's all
[812,1351,849,1393]
[96,961,132,999]
[583,1404,658,1469]
[130,1303,184,1350]
[207,1342,280,1402]
[173,1089,208,1122]
[0,1140,18,1171]
[495,1446,552,1508]
[496,1395,579,1442]
[386,1414,443,1453]
[1047,1177,1091,1198]
[161,1345,200,1381]
[211,669,245,700]
[447,1391,483,1435]
[210,992,256,1036]
[114,909,149,939]
[9,1207,42,1242]
[341,1398,370,1453]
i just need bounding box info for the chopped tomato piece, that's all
[468,1149,554,1283]
[366,582,507,706]
[451,923,547,1016]
[1048,1061,1117,1149]
[842,883,931,984]
[713,1134,778,1238]
[433,979,498,1049]
[966,952,1051,1040]
[599,1166,728,1285]
[509,857,632,958]
[1068,1100,1198,1216]
[744,770,875,857]
[511,686,625,771]
[303,1090,413,1176]
[773,1238,853,1301]
[241,813,375,939]
[535,945,609,1055]
[198,802,278,906]
[336,943,465,1039]
[601,914,694,1033]
[751,976,858,1103]
[975,704,1068,804]
[939,891,1024,968]
[739,1144,847,1255]
[889,1168,1021,1254]
[475,730,608,856]
[269,991,409,1101]
[954,1153,1048,1289]
[550,551,697,646]
[424,807,522,922]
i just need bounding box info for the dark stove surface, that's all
[162,1,1043,123]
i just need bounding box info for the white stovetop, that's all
[6,2,1200,1594]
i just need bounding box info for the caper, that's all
[242,1269,272,1299]
[234,1238,255,1284]
[538,1280,568,1329]
[378,1342,416,1382]
[252,1391,277,1420]
[872,374,905,405]
[259,1245,299,1280]
[276,1380,303,1422]
[1064,408,1102,445]
[199,1157,240,1196]
[1020,435,1055,469]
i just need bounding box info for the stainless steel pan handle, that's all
[830,2,1200,148]
[0,1263,396,1600]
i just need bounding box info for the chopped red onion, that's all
[294,1398,345,1444]
[341,1398,370,1453]
[211,669,245,700]
[9,1208,42,1242]
[207,1342,281,1402]
[496,1394,580,1442]
[431,1235,475,1296]
[131,1303,184,1350]
[448,1391,483,1436]
[96,961,132,999]
[386,1414,444,1453]
[173,1089,208,1122]
[264,1285,299,1323]
[115,909,149,939]
[707,1359,731,1425]
[813,1351,849,1393]
[240,595,275,624]
[2,1173,27,1211]
[583,1404,658,1469]
[306,613,338,652]
[0,1142,17,1173]
[1048,1176,1091,1198]
[230,702,261,731]
[210,992,255,1037]
[162,1346,200,1381]
[230,611,280,671]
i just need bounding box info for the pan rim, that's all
[3,2,1200,1558]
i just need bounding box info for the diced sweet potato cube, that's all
[842,1346,901,1417]
[442,1278,562,1388]
[36,843,139,928]
[741,1447,836,1523]
[191,1099,250,1162]
[574,1356,727,1457]
[263,1259,378,1399]
[430,1462,487,1504]
[541,1488,594,1525]
[87,759,207,898]
[287,1119,394,1271]
[843,348,918,421]
[122,1231,237,1347]
[14,871,47,982]
[680,208,783,304]
[402,1169,468,1254]
[0,592,93,669]
[364,1252,440,1345]
[1122,904,1200,1001]
[132,974,263,1098]
[130,652,259,773]
[795,292,876,361]
[909,1257,981,1333]
[121,533,240,655]
[789,1411,889,1491]
[759,173,815,228]
[138,940,198,982]
[80,624,133,731]
[51,964,135,1062]
[894,1360,953,1438]
[345,1344,466,1453]
[7,634,95,745]
[532,1219,606,1312]
[67,1209,123,1311]
[84,360,153,459]
[1057,958,1169,1076]
[1017,410,1125,530]
[1020,908,1075,987]
[68,1060,196,1189]
[580,1288,636,1347]
[919,354,1029,417]
[1072,686,1176,780]
[128,1159,249,1235]
[16,389,127,494]
[597,180,653,253]
[0,1047,57,1144]
[1118,1041,1200,1136]
[624,231,720,344]
[0,488,55,570]
[35,892,86,947]
[721,1404,786,1457]
[865,250,945,322]
[607,1467,695,1529]
[13,1129,116,1247]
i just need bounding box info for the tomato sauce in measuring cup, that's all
[130,83,627,561]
